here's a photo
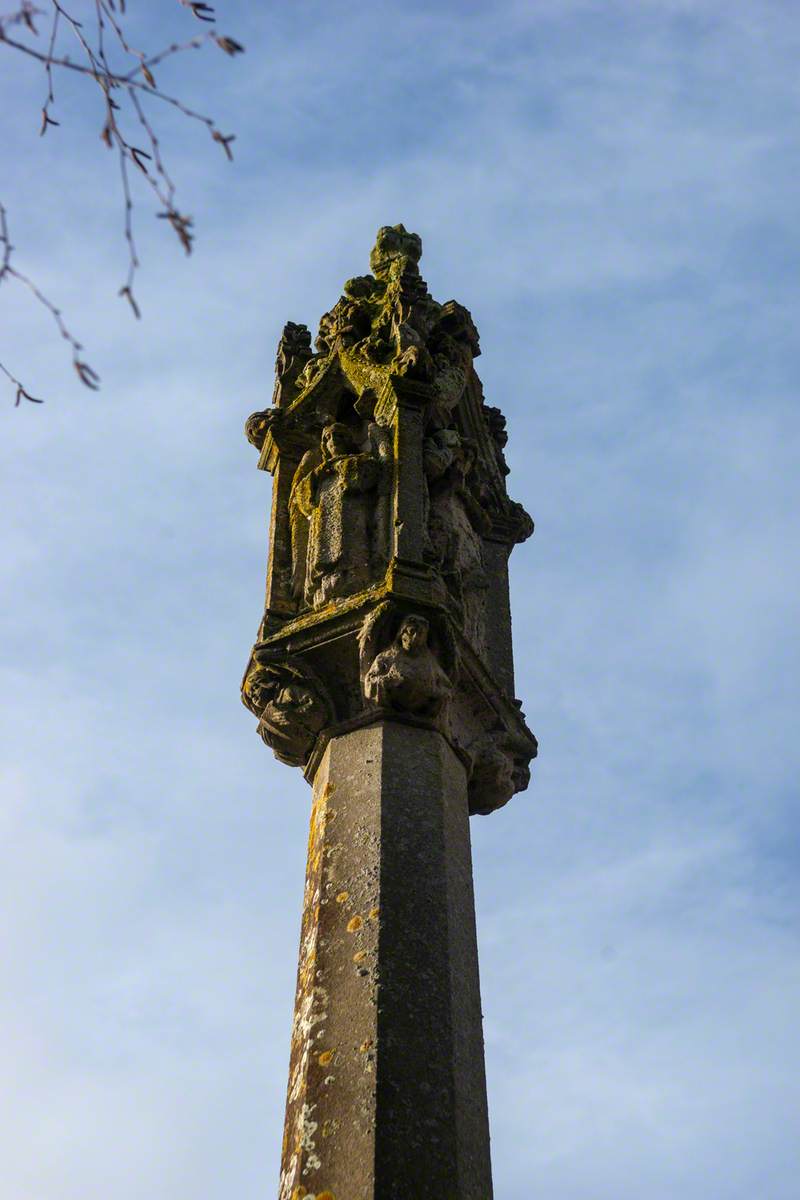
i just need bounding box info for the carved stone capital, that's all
[242,649,332,768]
[466,726,536,816]
[243,226,536,812]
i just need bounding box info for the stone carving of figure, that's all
[288,445,320,603]
[258,678,329,766]
[366,420,393,576]
[423,428,490,652]
[242,653,331,767]
[364,614,453,718]
[243,324,313,453]
[428,303,479,425]
[314,277,373,358]
[244,405,280,452]
[467,733,516,815]
[289,422,380,609]
[483,405,510,477]
[273,322,313,408]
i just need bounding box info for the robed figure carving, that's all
[424,427,490,655]
[363,613,453,718]
[289,422,381,610]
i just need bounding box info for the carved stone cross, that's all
[243,225,536,1199]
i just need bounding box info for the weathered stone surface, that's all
[242,651,332,768]
[289,421,385,609]
[279,723,492,1200]
[362,612,453,717]
[243,225,537,811]
[243,227,536,1196]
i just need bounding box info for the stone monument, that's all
[243,225,536,1199]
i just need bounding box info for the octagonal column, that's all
[279,721,492,1200]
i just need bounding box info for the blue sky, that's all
[2,1,799,1197]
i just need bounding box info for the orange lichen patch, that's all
[335,891,349,904]
[346,915,363,933]
[359,1039,373,1053]
[368,906,380,920]
[352,950,367,963]
[317,1192,336,1200]
[318,1050,334,1067]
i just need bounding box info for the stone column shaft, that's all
[279,721,493,1200]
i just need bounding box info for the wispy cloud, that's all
[1,1,799,1196]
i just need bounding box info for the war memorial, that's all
[242,225,537,1199]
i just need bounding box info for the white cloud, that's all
[1,1,799,1196]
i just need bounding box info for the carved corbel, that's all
[465,727,533,816]
[244,405,282,452]
[358,602,458,721]
[242,649,333,768]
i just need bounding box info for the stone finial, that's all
[369,223,423,279]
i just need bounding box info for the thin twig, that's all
[0,202,95,400]
[0,0,243,405]
[39,4,59,133]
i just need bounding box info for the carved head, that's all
[398,614,430,655]
[266,682,326,731]
[321,422,354,460]
[435,427,461,455]
[468,738,516,815]
[244,407,280,451]
[369,224,423,280]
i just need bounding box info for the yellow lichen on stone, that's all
[347,915,363,932]
[335,891,349,904]
[352,950,366,963]
[368,906,380,920]
[318,1050,334,1066]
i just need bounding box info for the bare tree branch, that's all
[0,0,243,406]
[0,202,94,401]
